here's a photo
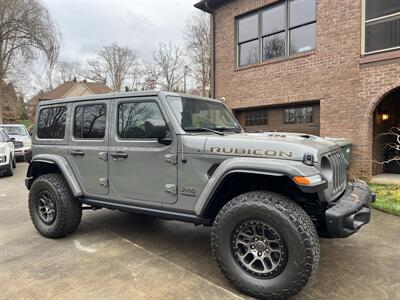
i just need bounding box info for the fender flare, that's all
[26,154,83,197]
[193,157,322,217]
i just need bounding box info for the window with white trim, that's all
[364,0,400,54]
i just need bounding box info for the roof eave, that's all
[194,0,232,13]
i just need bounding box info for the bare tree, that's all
[152,42,184,92]
[374,127,400,166]
[86,42,139,92]
[184,12,211,97]
[141,63,159,91]
[57,60,83,83]
[0,0,60,122]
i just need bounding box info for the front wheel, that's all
[211,191,320,299]
[29,173,82,238]
[4,155,13,176]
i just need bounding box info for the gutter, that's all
[208,3,216,98]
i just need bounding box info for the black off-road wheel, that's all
[211,191,320,300]
[4,155,14,176]
[29,173,82,238]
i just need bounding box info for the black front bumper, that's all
[325,181,375,238]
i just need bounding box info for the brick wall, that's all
[212,0,400,180]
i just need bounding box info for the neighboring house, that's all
[0,81,19,124]
[195,0,400,179]
[27,80,111,121]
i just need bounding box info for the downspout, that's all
[205,1,216,99]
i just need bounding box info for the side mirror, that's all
[145,119,167,140]
[8,137,15,142]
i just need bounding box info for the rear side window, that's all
[74,104,106,139]
[37,106,67,139]
[118,101,163,139]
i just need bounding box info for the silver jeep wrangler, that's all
[26,91,375,299]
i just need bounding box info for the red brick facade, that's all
[207,0,400,180]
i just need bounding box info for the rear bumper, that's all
[325,181,375,238]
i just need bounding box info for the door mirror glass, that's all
[145,119,167,139]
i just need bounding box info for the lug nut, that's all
[254,237,258,241]
[258,252,262,257]
[251,245,255,249]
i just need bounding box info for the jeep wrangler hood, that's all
[204,132,342,162]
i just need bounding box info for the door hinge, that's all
[165,153,177,165]
[164,184,177,195]
[99,178,108,188]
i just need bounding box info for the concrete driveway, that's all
[1,163,399,299]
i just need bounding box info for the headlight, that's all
[0,156,6,163]
[320,156,333,181]
[23,139,32,147]
[0,147,5,154]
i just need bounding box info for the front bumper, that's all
[325,181,375,238]
[14,147,31,157]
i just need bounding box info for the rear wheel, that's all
[29,173,82,238]
[211,191,320,299]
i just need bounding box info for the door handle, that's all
[110,152,128,160]
[70,150,85,156]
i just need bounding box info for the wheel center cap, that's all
[255,241,266,252]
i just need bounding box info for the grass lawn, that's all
[369,183,400,217]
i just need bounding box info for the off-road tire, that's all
[29,173,82,238]
[211,191,320,300]
[4,155,13,176]
[12,155,16,168]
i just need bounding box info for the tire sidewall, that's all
[29,178,63,235]
[214,200,311,294]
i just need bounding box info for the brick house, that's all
[195,0,400,180]
[27,80,111,121]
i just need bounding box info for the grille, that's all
[326,150,347,194]
[13,141,23,149]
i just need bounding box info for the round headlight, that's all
[321,156,333,181]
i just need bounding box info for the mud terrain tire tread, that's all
[211,191,320,300]
[29,173,82,238]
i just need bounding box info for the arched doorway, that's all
[372,87,400,175]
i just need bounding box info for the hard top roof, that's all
[38,90,221,106]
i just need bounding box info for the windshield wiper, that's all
[184,127,225,136]
[212,127,242,133]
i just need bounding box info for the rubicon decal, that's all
[209,147,293,158]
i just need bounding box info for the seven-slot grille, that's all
[326,149,347,194]
[13,141,23,149]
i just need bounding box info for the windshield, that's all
[167,96,241,132]
[0,126,28,136]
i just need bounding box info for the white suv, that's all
[0,128,16,176]
[0,124,31,160]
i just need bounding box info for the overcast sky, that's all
[44,0,200,63]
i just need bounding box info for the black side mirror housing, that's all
[145,119,167,140]
[9,137,15,142]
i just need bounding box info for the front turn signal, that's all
[293,175,322,185]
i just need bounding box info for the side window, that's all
[74,104,106,139]
[118,101,164,139]
[37,106,67,139]
[0,131,5,143]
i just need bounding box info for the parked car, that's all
[25,91,375,299]
[0,128,16,176]
[0,124,32,161]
